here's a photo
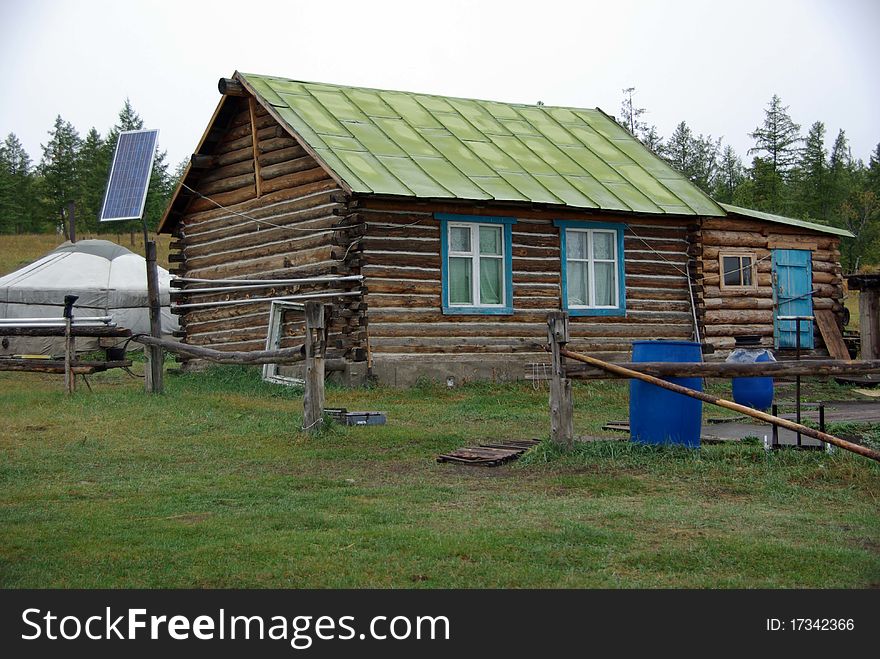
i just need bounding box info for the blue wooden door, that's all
[772,249,814,349]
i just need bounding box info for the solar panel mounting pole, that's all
[98,129,163,394]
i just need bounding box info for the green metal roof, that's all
[720,203,854,238]
[237,72,725,217]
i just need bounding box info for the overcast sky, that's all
[1,0,877,170]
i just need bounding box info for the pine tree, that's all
[748,94,802,179]
[77,128,108,234]
[2,134,36,233]
[38,116,82,238]
[795,121,829,221]
[713,145,745,203]
[661,122,719,193]
[620,88,647,137]
[868,143,880,195]
[736,157,784,212]
[618,87,662,152]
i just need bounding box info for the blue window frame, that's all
[437,213,515,315]
[554,220,626,317]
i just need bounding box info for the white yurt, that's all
[0,239,179,356]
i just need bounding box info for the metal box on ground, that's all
[326,408,386,426]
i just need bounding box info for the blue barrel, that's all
[630,340,703,448]
[731,351,774,411]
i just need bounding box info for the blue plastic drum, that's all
[630,340,703,448]
[731,351,774,411]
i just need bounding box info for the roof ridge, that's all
[237,71,606,116]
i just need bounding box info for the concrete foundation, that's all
[367,353,546,387]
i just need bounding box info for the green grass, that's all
[0,366,878,588]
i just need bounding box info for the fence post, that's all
[63,295,77,395]
[144,240,164,394]
[303,302,326,433]
[548,311,573,448]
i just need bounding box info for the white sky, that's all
[1,0,877,169]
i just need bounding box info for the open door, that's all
[772,249,814,349]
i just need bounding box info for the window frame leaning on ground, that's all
[437,213,516,315]
[718,250,758,290]
[554,220,626,317]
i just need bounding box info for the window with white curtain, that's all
[554,220,625,316]
[438,213,515,315]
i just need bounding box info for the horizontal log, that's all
[703,324,773,337]
[566,358,880,380]
[259,136,299,153]
[0,359,132,374]
[624,260,687,277]
[197,158,255,185]
[198,172,255,196]
[261,167,331,194]
[704,309,773,324]
[367,321,691,339]
[224,112,277,141]
[184,212,338,258]
[218,78,247,96]
[703,297,776,310]
[185,245,333,280]
[361,236,438,254]
[260,155,320,181]
[184,185,339,235]
[190,154,216,169]
[133,334,306,365]
[215,145,255,168]
[259,145,308,167]
[0,326,132,337]
[186,186,257,214]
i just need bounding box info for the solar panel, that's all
[99,129,159,222]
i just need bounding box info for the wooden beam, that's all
[565,358,880,380]
[859,289,880,360]
[302,302,326,434]
[190,154,216,169]
[560,347,880,463]
[0,359,132,374]
[218,78,247,97]
[248,96,262,198]
[132,334,306,365]
[547,311,573,448]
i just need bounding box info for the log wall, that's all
[694,216,845,353]
[166,98,365,363]
[356,200,696,363]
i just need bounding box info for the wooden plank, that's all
[859,290,880,360]
[815,309,850,360]
[248,96,262,198]
[302,302,326,434]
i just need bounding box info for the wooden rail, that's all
[561,347,880,463]
[545,311,880,463]
[565,359,880,379]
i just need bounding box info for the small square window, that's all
[719,252,757,289]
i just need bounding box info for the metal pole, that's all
[795,317,802,447]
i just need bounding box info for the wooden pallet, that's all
[437,439,541,466]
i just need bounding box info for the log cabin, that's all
[158,72,853,385]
